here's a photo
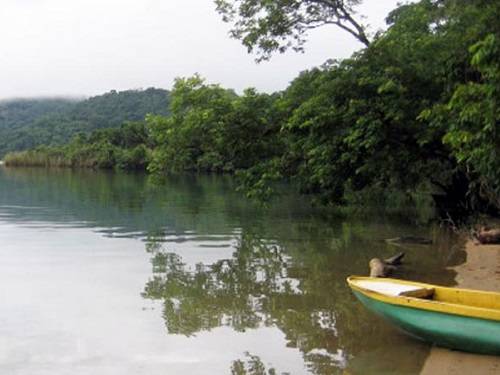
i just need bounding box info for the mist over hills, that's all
[0,88,170,157]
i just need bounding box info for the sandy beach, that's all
[420,240,500,374]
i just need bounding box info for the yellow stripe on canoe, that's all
[347,276,500,321]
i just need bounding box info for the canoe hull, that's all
[353,290,500,355]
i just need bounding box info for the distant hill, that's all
[0,88,170,157]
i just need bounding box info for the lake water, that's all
[0,167,466,374]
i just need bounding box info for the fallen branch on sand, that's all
[473,227,500,244]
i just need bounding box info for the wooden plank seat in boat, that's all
[356,280,435,298]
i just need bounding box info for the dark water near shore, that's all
[0,167,466,374]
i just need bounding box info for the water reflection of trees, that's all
[142,233,351,373]
[143,234,302,336]
[142,229,453,374]
[230,352,279,375]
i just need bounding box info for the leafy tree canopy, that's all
[215,0,369,61]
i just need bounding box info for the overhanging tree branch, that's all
[214,0,370,61]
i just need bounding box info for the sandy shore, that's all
[420,240,500,374]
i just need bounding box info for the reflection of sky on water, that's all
[0,223,307,375]
[0,167,465,374]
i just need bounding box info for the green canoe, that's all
[347,276,500,355]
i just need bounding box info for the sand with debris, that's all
[420,240,500,374]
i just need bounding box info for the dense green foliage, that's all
[233,0,499,214]
[4,0,499,215]
[147,75,281,174]
[0,88,169,157]
[0,98,77,153]
[157,0,499,214]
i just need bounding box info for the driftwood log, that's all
[369,252,405,277]
[473,227,500,244]
[385,236,432,245]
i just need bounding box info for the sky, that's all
[0,0,406,99]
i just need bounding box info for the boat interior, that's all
[356,280,435,299]
[353,278,500,311]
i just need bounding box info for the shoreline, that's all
[420,239,500,374]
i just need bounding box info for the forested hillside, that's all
[0,88,169,156]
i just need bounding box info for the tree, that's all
[214,0,369,61]
[231,0,499,215]
[430,34,500,211]
[221,88,281,170]
[147,75,236,173]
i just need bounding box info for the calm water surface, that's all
[0,167,466,374]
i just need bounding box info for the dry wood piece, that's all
[474,227,500,244]
[384,251,405,266]
[369,252,405,277]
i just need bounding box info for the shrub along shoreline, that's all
[4,121,150,170]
